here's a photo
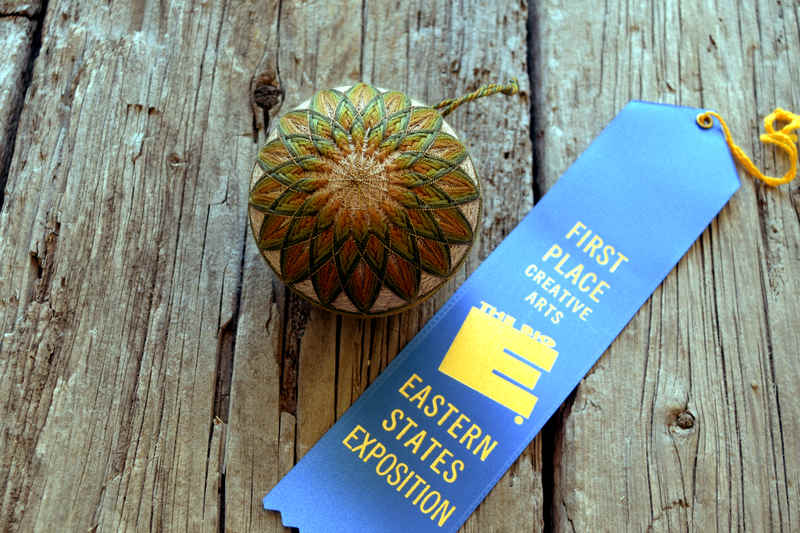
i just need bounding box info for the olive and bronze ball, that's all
[248,82,487,316]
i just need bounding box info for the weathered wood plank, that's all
[5,0,794,531]
[0,1,40,17]
[368,2,542,529]
[532,1,800,531]
[273,1,363,477]
[0,0,276,530]
[0,16,33,209]
[226,241,284,533]
[258,0,538,531]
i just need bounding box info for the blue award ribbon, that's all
[263,101,740,532]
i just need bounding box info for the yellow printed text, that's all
[342,424,457,528]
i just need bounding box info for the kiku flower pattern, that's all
[248,83,481,315]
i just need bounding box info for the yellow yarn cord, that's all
[434,79,519,117]
[696,109,800,187]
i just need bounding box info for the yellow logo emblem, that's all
[438,307,559,424]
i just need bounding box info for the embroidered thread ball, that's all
[249,80,518,316]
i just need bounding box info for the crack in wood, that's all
[0,1,46,213]
[250,0,284,142]
[527,0,543,205]
[0,0,797,531]
[29,219,59,303]
[527,5,559,532]
[214,316,237,422]
[278,291,310,416]
[251,71,283,138]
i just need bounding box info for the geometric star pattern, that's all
[248,83,481,316]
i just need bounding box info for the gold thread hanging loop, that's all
[696,109,800,187]
[434,79,519,117]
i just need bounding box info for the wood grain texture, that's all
[0,1,41,17]
[531,1,800,531]
[2,0,798,531]
[265,0,537,531]
[0,16,33,208]
[0,0,535,531]
[0,0,276,530]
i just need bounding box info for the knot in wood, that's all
[675,410,695,430]
[253,77,283,111]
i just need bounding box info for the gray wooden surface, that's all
[0,1,797,532]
